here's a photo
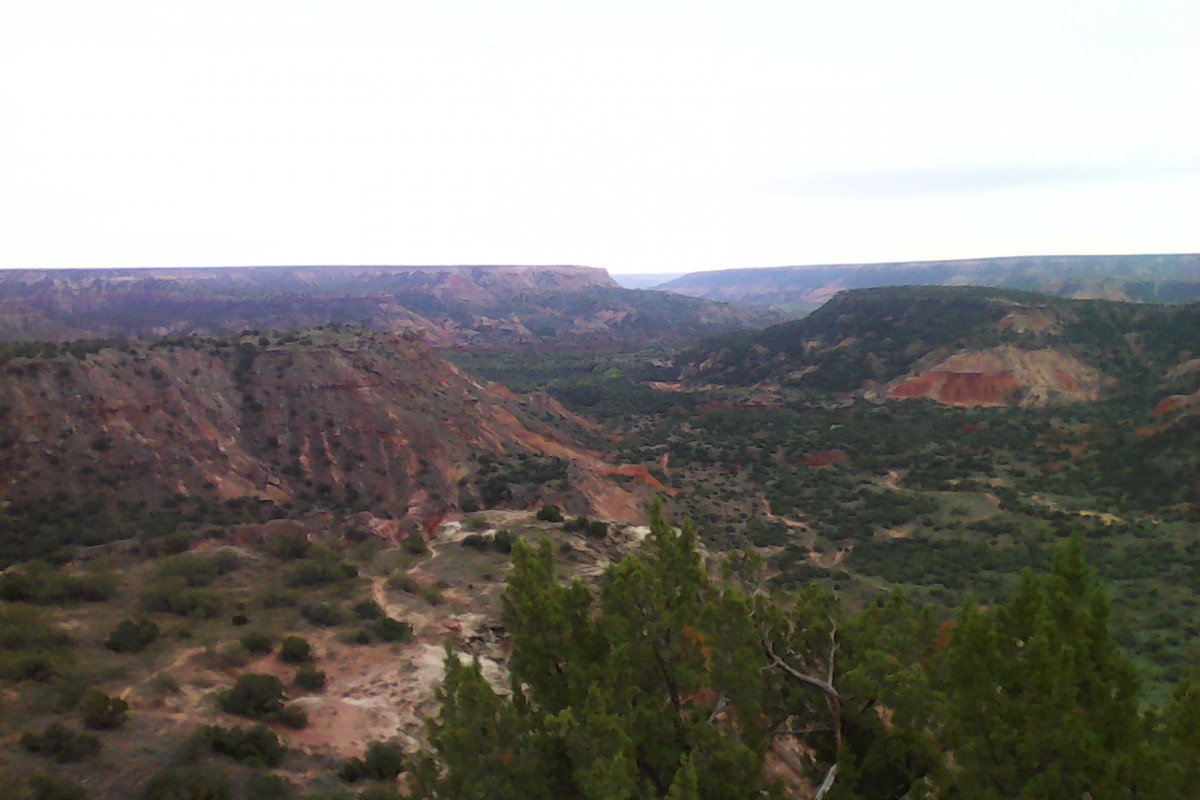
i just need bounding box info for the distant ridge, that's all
[0,264,782,344]
[657,253,1200,308]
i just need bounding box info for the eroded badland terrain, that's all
[1,265,1199,798]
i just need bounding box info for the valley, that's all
[1,273,1198,798]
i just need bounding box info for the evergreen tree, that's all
[941,535,1145,798]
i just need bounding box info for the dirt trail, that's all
[117,645,208,701]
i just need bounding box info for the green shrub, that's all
[352,600,385,620]
[338,740,407,783]
[153,553,235,587]
[492,529,515,553]
[238,631,274,655]
[294,666,327,692]
[344,526,370,543]
[0,605,72,681]
[284,559,357,588]
[80,689,128,730]
[278,635,313,664]
[373,617,414,644]
[218,674,286,719]
[345,628,373,646]
[21,723,100,763]
[23,773,86,800]
[386,572,418,594]
[141,579,222,618]
[276,704,308,730]
[156,533,191,556]
[142,766,232,800]
[562,514,588,532]
[536,504,563,523]
[152,672,181,695]
[402,535,428,555]
[216,643,251,669]
[186,724,285,767]
[269,533,311,560]
[460,533,489,550]
[105,617,160,653]
[300,602,342,627]
[0,562,117,604]
[242,774,292,800]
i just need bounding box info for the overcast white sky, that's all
[1,1,1197,274]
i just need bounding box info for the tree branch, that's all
[812,764,839,800]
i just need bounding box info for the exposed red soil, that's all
[795,450,850,468]
[885,347,1106,407]
[1152,390,1200,417]
[594,464,676,495]
[889,370,1024,406]
[996,309,1057,334]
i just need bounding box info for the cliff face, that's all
[0,329,650,528]
[0,265,780,345]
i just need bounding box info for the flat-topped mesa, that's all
[0,264,617,297]
[0,264,778,344]
[658,253,1200,307]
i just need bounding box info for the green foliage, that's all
[21,722,100,763]
[536,504,563,523]
[459,533,490,550]
[339,740,407,783]
[371,617,414,643]
[105,617,160,653]
[0,603,73,680]
[0,562,117,604]
[140,578,222,618]
[561,514,610,539]
[186,723,286,767]
[353,599,385,620]
[243,774,293,800]
[142,766,233,800]
[284,557,357,588]
[940,536,1144,798]
[278,635,314,664]
[270,533,312,560]
[80,689,129,730]
[21,773,87,800]
[238,630,274,655]
[419,505,768,799]
[415,507,1186,799]
[217,673,306,727]
[1149,678,1200,795]
[294,666,327,692]
[300,602,343,627]
[402,535,428,555]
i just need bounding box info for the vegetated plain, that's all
[0,276,1198,798]
[452,287,1200,696]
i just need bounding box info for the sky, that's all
[1,0,1197,275]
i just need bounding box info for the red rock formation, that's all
[796,450,850,468]
[0,330,649,526]
[1152,390,1200,417]
[886,346,1106,407]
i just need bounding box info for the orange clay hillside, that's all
[884,346,1108,407]
[0,327,664,566]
